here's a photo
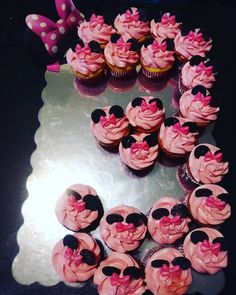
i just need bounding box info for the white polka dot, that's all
[59,27,66,34]
[51,34,57,40]
[70,16,76,22]
[70,6,75,12]
[45,44,49,50]
[27,22,32,29]
[32,14,38,20]
[52,46,58,53]
[58,19,64,24]
[41,31,46,37]
[40,22,47,28]
[62,4,66,11]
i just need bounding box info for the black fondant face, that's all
[165,39,174,51]
[182,121,198,133]
[109,105,124,118]
[122,136,137,149]
[127,38,140,51]
[193,144,210,159]
[111,33,121,43]
[191,85,207,96]
[195,188,212,198]
[91,109,106,123]
[63,234,79,250]
[88,40,101,53]
[80,249,97,265]
[143,133,158,147]
[106,212,146,227]
[164,117,179,127]
[189,55,205,67]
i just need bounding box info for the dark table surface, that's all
[1,0,235,294]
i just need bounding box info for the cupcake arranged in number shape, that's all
[140,37,175,79]
[52,233,102,283]
[104,33,140,78]
[100,205,147,253]
[183,228,228,274]
[55,184,104,232]
[187,184,231,226]
[78,13,115,49]
[179,85,220,127]
[66,39,106,83]
[150,12,182,43]
[158,116,199,158]
[126,96,165,133]
[94,252,146,295]
[145,248,192,295]
[90,105,130,152]
[178,55,216,94]
[148,197,191,245]
[119,133,159,176]
[114,7,149,43]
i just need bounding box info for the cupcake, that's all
[148,197,191,245]
[66,39,106,83]
[178,55,216,94]
[179,85,220,127]
[94,252,146,295]
[52,233,102,283]
[174,26,212,63]
[126,96,165,133]
[119,133,159,176]
[187,184,231,226]
[100,204,147,253]
[158,116,199,158]
[114,7,149,43]
[78,13,115,49]
[90,105,130,152]
[145,248,192,295]
[104,33,140,78]
[183,228,228,274]
[55,184,104,232]
[140,38,175,79]
[184,143,229,185]
[150,12,182,43]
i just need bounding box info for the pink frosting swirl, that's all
[174,28,212,60]
[90,106,130,146]
[100,205,147,252]
[159,117,199,156]
[114,7,149,42]
[148,197,191,244]
[55,184,101,232]
[140,40,175,69]
[52,233,101,282]
[104,38,139,68]
[78,14,115,45]
[66,44,105,75]
[94,252,147,295]
[188,184,231,225]
[126,96,165,132]
[188,143,229,184]
[181,60,216,89]
[183,228,228,274]
[150,13,182,43]
[145,248,192,295]
[179,89,219,126]
[119,133,159,170]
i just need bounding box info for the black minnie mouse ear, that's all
[63,234,79,249]
[195,188,212,198]
[122,136,136,149]
[164,117,179,127]
[127,38,140,51]
[88,40,101,53]
[181,25,192,36]
[111,33,121,43]
[91,109,106,123]
[131,97,144,107]
[194,144,210,159]
[138,8,148,21]
[212,237,229,252]
[200,28,212,42]
[109,105,124,118]
[191,85,207,96]
[66,189,83,200]
[165,39,174,51]
[190,230,209,244]
[172,257,191,270]
[189,55,205,66]
[143,37,154,48]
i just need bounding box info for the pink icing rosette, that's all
[188,184,231,226]
[145,248,192,295]
[150,12,182,43]
[52,233,101,282]
[183,227,228,274]
[188,143,229,184]
[148,197,191,244]
[126,96,165,133]
[78,14,115,46]
[114,7,149,42]
[94,252,147,295]
[100,205,147,253]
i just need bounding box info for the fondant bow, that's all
[161,14,176,25]
[160,215,182,226]
[152,40,167,52]
[64,248,83,266]
[90,13,104,25]
[172,122,189,135]
[160,264,181,278]
[131,141,149,154]
[124,9,139,22]
[100,114,117,127]
[115,222,136,233]
[75,44,91,57]
[205,196,226,211]
[141,100,158,113]
[116,37,131,51]
[187,30,203,43]
[196,62,213,77]
[25,0,84,57]
[194,92,212,106]
[110,273,131,287]
[204,151,222,163]
[67,196,86,212]
[200,240,221,256]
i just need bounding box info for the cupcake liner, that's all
[178,72,189,94]
[177,163,200,192]
[137,70,168,92]
[142,67,169,79]
[110,68,137,78]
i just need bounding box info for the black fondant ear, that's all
[171,204,189,218]
[143,37,154,48]
[80,249,96,265]
[209,94,218,108]
[123,266,143,279]
[194,144,210,159]
[201,29,211,42]
[88,40,101,53]
[172,257,191,270]
[164,117,179,127]
[126,213,145,227]
[102,266,121,276]
[111,33,121,43]
[217,193,230,205]
[165,39,174,51]
[182,122,198,133]
[91,109,106,123]
[109,105,124,118]
[127,38,140,51]
[212,237,229,252]
[83,194,99,211]
[66,189,82,200]
[63,235,79,250]
[195,188,212,198]
[191,85,207,96]
[190,230,209,244]
[152,208,169,220]
[181,25,192,36]
[189,55,205,67]
[149,98,163,110]
[214,149,227,162]
[77,38,85,48]
[138,8,148,21]
[106,213,124,224]
[143,133,158,147]
[131,97,144,107]
[151,259,169,268]
[122,136,136,149]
